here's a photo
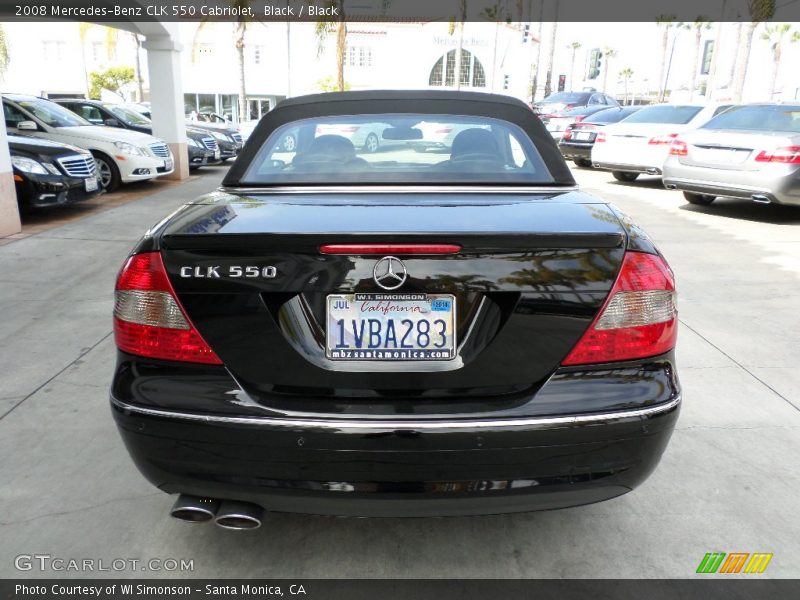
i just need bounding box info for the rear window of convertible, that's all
[240,114,554,185]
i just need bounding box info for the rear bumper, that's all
[559,142,593,161]
[662,163,800,206]
[111,393,680,517]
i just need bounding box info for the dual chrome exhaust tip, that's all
[170,495,264,530]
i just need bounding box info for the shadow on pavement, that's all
[679,198,800,225]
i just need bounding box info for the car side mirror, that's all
[104,119,121,128]
[17,120,38,131]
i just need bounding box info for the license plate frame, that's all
[325,293,457,361]
[164,157,174,171]
[574,131,593,141]
[84,176,98,192]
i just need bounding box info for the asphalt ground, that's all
[0,163,798,578]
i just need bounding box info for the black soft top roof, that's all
[223,90,575,187]
[276,90,532,110]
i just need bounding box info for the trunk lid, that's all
[678,129,800,171]
[158,190,627,408]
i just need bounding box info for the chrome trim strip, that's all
[218,185,579,195]
[111,395,680,431]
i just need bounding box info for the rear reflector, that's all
[114,252,222,365]
[320,244,461,255]
[561,251,677,366]
[754,146,800,164]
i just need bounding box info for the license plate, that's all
[84,176,98,192]
[214,149,221,160]
[326,293,456,361]
[164,157,174,170]
[574,132,593,141]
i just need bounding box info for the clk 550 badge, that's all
[179,266,277,278]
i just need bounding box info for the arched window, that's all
[429,49,486,88]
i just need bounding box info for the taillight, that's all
[562,128,573,141]
[595,132,606,143]
[113,252,222,364]
[669,139,688,156]
[754,146,800,164]
[648,133,678,145]
[574,116,586,123]
[435,127,453,134]
[562,251,677,366]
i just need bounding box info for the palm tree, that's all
[314,0,347,91]
[568,41,581,91]
[732,0,776,102]
[620,67,634,104]
[544,16,558,97]
[761,23,798,99]
[688,17,711,101]
[656,14,677,100]
[601,46,616,92]
[191,0,256,121]
[0,25,8,80]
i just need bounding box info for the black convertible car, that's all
[111,91,680,528]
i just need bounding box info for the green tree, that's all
[0,25,10,80]
[656,14,677,100]
[601,46,616,92]
[620,67,634,104]
[732,0,776,102]
[568,41,581,91]
[688,17,711,101]
[191,0,256,121]
[314,0,347,92]
[761,23,798,98]
[88,66,134,100]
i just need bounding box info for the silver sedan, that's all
[663,104,800,207]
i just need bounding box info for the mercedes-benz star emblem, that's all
[373,256,408,290]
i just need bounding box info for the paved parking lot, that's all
[0,165,798,578]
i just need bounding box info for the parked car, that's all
[591,103,733,182]
[54,99,222,170]
[663,104,800,207]
[110,91,680,526]
[559,106,642,167]
[184,121,244,160]
[3,94,174,192]
[532,91,619,118]
[543,105,616,141]
[9,134,102,210]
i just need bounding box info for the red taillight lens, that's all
[435,127,453,134]
[320,244,461,255]
[562,251,677,366]
[113,252,222,364]
[574,116,586,123]
[648,133,678,145]
[669,139,688,156]
[754,146,800,164]
[595,132,606,143]
[562,128,573,141]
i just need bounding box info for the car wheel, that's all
[92,152,121,192]
[363,133,379,153]
[282,134,297,152]
[612,171,639,182]
[574,159,593,168]
[683,191,716,206]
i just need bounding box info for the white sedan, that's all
[591,103,733,182]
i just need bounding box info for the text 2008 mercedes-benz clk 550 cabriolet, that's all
[111,91,680,529]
